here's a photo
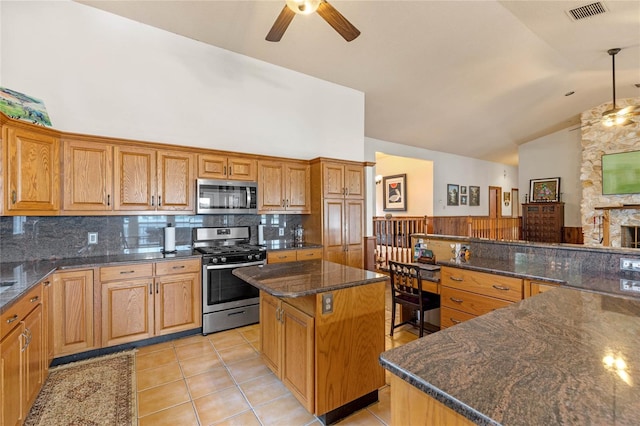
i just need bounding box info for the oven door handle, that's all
[205,261,265,270]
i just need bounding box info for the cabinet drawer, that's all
[441,287,512,317]
[296,249,322,261]
[268,250,297,264]
[441,266,523,302]
[1,284,42,339]
[440,306,476,328]
[155,259,201,276]
[100,263,153,282]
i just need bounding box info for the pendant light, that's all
[601,48,633,127]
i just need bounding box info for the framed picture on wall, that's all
[460,186,467,195]
[529,177,560,202]
[447,184,459,206]
[469,186,480,206]
[461,195,467,205]
[383,174,407,211]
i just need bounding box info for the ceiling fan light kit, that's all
[266,0,360,42]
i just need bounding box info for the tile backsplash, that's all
[0,214,302,263]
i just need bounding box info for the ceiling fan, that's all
[266,0,360,42]
[600,48,640,127]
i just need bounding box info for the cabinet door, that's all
[52,270,95,357]
[198,154,227,179]
[345,199,364,268]
[154,273,201,335]
[23,304,44,411]
[1,324,25,426]
[102,279,154,347]
[157,150,194,212]
[113,146,156,211]
[322,162,345,199]
[281,302,315,413]
[323,199,346,265]
[285,163,310,213]
[260,292,281,376]
[3,125,60,214]
[62,139,113,211]
[228,157,257,181]
[258,161,286,212]
[344,165,364,199]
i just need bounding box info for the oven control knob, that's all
[220,257,227,263]
[255,253,262,260]
[248,254,254,260]
[210,258,218,264]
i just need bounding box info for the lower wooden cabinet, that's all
[260,292,315,412]
[266,248,323,264]
[440,266,523,329]
[524,279,561,298]
[100,259,201,347]
[1,284,45,426]
[52,269,95,357]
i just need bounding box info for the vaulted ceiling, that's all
[80,1,640,165]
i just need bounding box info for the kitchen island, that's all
[233,260,388,425]
[380,255,640,425]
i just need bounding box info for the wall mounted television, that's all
[602,150,640,195]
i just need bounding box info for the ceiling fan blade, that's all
[316,1,360,42]
[266,5,296,42]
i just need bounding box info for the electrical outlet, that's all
[620,258,640,271]
[279,228,285,236]
[322,293,333,314]
[620,279,640,293]
[88,232,98,245]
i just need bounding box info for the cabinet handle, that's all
[492,285,510,291]
[21,331,28,352]
[6,314,18,324]
[282,199,286,208]
[345,188,350,196]
[450,318,462,324]
[43,281,51,287]
[158,195,162,206]
[229,166,232,175]
[278,255,287,259]
[151,196,155,207]
[107,194,111,206]
[120,270,135,274]
[224,166,227,175]
[275,307,280,321]
[11,190,17,204]
[172,265,185,269]
[450,276,464,282]
[30,295,39,303]
[156,283,159,293]
[449,297,464,304]
[149,283,153,294]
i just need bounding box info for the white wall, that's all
[518,127,582,227]
[374,154,433,216]
[0,1,364,161]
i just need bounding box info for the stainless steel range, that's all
[193,226,266,335]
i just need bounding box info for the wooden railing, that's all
[431,216,521,240]
[370,215,522,271]
[373,216,429,270]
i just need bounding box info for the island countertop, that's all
[232,259,388,297]
[380,286,640,425]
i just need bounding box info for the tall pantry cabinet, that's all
[303,159,366,269]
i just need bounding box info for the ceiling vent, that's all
[567,2,608,21]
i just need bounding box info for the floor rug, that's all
[25,350,137,426]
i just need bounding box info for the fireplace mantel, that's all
[595,204,640,210]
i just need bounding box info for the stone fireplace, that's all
[580,96,640,247]
[622,225,640,249]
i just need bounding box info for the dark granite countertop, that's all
[232,259,388,297]
[0,250,200,314]
[438,256,640,299]
[380,287,640,425]
[262,241,323,251]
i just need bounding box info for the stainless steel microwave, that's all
[196,179,258,214]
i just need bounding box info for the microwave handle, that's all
[247,188,251,206]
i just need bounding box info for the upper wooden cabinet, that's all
[114,146,194,213]
[258,160,310,214]
[322,161,364,199]
[63,139,113,211]
[2,123,60,215]
[198,154,257,181]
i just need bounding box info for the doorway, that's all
[489,186,502,218]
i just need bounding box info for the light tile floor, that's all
[136,285,420,425]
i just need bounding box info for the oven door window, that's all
[206,268,259,306]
